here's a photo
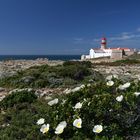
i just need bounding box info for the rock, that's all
[0,95,6,102]
[9,88,34,94]
[21,76,35,83]
[0,87,5,92]
[45,96,52,100]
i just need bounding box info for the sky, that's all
[0,0,140,55]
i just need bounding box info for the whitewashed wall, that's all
[93,53,111,58]
[89,49,94,58]
[89,49,112,58]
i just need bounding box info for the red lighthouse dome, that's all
[101,37,106,40]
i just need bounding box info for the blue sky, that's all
[0,0,140,55]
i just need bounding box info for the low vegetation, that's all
[94,59,140,66]
[0,61,102,88]
[0,61,140,139]
[127,53,140,59]
[0,77,140,139]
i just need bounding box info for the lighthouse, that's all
[101,37,107,49]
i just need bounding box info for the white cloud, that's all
[121,32,132,35]
[109,34,136,41]
[91,34,136,43]
[137,28,140,32]
[93,38,100,42]
[74,38,83,41]
[73,38,84,44]
[98,28,140,43]
[73,27,140,46]
[109,31,140,42]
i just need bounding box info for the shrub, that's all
[63,60,92,68]
[0,62,94,88]
[1,90,37,109]
[34,79,49,88]
[0,79,140,139]
[58,65,91,80]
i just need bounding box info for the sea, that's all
[0,55,81,61]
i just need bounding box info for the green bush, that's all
[63,61,92,68]
[0,90,37,109]
[58,65,91,80]
[34,79,49,88]
[0,62,95,88]
[0,78,140,139]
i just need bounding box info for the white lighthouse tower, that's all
[101,37,107,49]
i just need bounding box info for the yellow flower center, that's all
[76,122,81,128]
[43,127,49,133]
[58,128,63,134]
[96,129,101,133]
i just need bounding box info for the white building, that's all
[81,37,134,60]
[89,48,112,58]
[89,37,112,58]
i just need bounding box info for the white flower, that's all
[116,95,123,102]
[106,75,112,81]
[134,92,140,97]
[74,102,82,109]
[55,121,67,135]
[48,98,58,106]
[56,121,67,128]
[118,82,130,90]
[106,81,114,86]
[93,125,103,133]
[73,118,82,128]
[40,124,50,134]
[37,118,45,125]
[55,125,64,134]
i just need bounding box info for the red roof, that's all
[110,48,130,50]
[91,47,131,50]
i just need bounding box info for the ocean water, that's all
[0,55,81,61]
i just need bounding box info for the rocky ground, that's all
[0,59,140,102]
[94,65,140,80]
[0,59,64,101]
[0,59,63,78]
